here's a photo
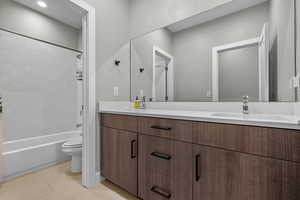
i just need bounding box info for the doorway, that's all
[152,46,174,102]
[0,0,96,188]
[212,23,269,102]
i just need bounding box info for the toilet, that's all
[62,136,82,173]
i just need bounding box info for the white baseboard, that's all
[95,171,104,184]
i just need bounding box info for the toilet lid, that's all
[63,136,82,147]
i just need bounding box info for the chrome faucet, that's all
[141,96,146,109]
[242,95,249,114]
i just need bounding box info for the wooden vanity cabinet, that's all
[101,115,138,195]
[193,145,300,200]
[101,113,300,200]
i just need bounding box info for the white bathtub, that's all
[1,130,81,182]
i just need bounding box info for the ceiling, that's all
[14,0,83,29]
[14,0,269,31]
[167,0,269,32]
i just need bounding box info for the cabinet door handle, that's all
[130,140,137,159]
[151,186,171,199]
[150,125,172,131]
[151,152,172,160]
[195,154,201,181]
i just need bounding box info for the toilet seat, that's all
[62,144,82,149]
[63,136,82,147]
[62,136,82,152]
[62,146,82,153]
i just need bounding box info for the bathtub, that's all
[1,129,81,182]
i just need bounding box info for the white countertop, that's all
[100,107,300,130]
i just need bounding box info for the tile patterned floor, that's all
[0,161,139,200]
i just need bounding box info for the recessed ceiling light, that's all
[37,1,47,8]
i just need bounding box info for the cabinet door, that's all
[102,127,138,195]
[193,145,300,200]
[139,134,193,200]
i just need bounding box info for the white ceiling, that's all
[14,0,83,29]
[14,0,268,31]
[167,0,269,32]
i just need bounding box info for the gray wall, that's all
[219,46,259,101]
[131,28,173,100]
[172,3,269,101]
[0,0,80,50]
[269,0,295,102]
[129,0,231,38]
[0,30,78,141]
[81,0,131,101]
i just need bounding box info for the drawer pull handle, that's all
[150,125,172,131]
[195,154,201,181]
[151,152,172,160]
[130,140,137,159]
[151,186,171,199]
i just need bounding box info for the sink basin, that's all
[212,112,244,119]
[211,112,297,122]
[246,114,293,121]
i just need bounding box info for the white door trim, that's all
[212,34,268,101]
[152,46,174,101]
[69,0,96,188]
[258,23,270,102]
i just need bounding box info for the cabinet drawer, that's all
[101,113,137,132]
[138,135,193,200]
[192,122,300,162]
[138,117,192,142]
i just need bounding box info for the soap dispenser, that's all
[134,96,141,109]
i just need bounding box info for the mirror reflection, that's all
[131,0,296,102]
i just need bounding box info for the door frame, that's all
[69,0,96,188]
[212,24,269,102]
[258,23,270,102]
[152,45,174,101]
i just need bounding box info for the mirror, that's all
[130,0,296,102]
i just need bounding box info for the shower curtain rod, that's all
[0,28,83,54]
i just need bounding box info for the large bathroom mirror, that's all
[130,0,297,102]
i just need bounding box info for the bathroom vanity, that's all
[100,2,300,198]
[100,110,300,200]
